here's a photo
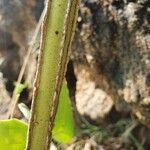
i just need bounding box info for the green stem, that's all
[26,0,79,150]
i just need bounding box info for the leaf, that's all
[18,103,31,120]
[0,119,27,150]
[52,81,75,143]
[13,82,27,95]
[0,82,75,150]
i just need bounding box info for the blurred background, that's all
[0,0,150,149]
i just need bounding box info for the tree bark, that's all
[72,0,150,125]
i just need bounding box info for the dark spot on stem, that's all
[55,30,59,35]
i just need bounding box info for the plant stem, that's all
[26,0,79,150]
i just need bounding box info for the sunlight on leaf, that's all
[0,81,75,150]
[0,119,27,150]
[52,81,75,143]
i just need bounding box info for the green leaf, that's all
[0,82,75,150]
[13,82,27,95]
[52,81,75,143]
[0,119,27,150]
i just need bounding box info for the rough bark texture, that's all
[72,0,150,125]
[0,0,149,125]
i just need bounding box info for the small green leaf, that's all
[14,82,27,95]
[52,81,75,143]
[0,119,27,150]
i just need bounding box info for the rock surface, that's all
[71,0,150,125]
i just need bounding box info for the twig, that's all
[8,7,47,119]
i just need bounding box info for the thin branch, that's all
[8,8,46,119]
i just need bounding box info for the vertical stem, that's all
[26,0,79,150]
